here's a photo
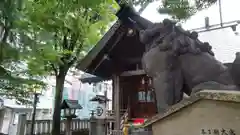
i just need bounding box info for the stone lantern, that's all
[89,95,110,135]
[61,100,82,135]
[90,95,110,119]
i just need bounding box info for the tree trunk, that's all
[52,71,66,135]
[0,27,9,62]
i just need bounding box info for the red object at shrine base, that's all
[133,118,145,124]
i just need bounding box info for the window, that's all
[104,83,108,92]
[98,84,102,92]
[93,83,97,93]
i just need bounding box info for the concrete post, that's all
[96,119,106,135]
[65,118,72,135]
[89,112,106,135]
[16,114,27,135]
[89,117,97,135]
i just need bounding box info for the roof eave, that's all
[76,20,121,72]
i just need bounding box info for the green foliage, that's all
[1,0,118,105]
[13,0,118,134]
[0,0,46,104]
[0,0,22,61]
[0,0,117,131]
[158,0,218,21]
[21,0,117,77]
[118,0,217,21]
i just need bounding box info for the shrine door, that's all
[133,76,157,118]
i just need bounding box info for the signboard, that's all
[96,106,104,116]
[201,128,235,135]
[95,104,106,119]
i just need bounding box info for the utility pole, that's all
[218,0,223,27]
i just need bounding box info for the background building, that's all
[38,73,112,119]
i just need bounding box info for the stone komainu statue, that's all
[117,5,240,113]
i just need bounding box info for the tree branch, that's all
[66,41,84,68]
[69,33,78,51]
[62,34,68,50]
[50,63,58,76]
[54,33,58,51]
[67,56,77,67]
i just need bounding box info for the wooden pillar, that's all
[113,75,120,131]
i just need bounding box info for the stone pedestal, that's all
[89,118,97,135]
[66,118,72,135]
[89,118,106,135]
[96,119,106,135]
[144,90,240,135]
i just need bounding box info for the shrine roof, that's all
[90,95,110,102]
[76,20,121,75]
[79,73,104,83]
[76,18,146,81]
[144,90,240,127]
[61,99,83,109]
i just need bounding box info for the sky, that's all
[139,0,240,63]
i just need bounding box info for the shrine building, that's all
[77,6,157,130]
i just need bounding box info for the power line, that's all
[189,20,240,33]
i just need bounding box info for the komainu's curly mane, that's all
[150,19,215,57]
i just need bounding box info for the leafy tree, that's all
[20,0,118,135]
[158,0,218,21]
[0,0,45,104]
[119,0,218,21]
